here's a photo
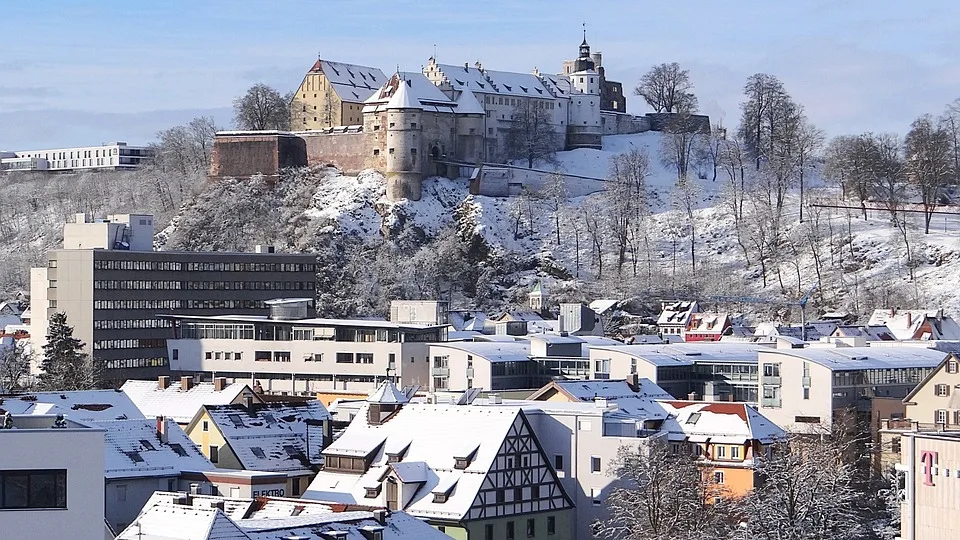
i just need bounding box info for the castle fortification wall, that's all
[210,133,306,178]
[301,131,367,174]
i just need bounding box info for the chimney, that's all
[906,312,913,327]
[243,395,255,414]
[208,500,225,511]
[180,376,194,392]
[687,392,698,401]
[158,375,170,390]
[488,393,502,404]
[189,483,200,495]
[156,416,169,443]
[626,373,639,392]
[373,509,387,525]
[214,377,227,392]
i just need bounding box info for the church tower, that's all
[566,28,602,149]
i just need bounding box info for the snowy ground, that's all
[302,131,960,319]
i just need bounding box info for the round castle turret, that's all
[454,87,485,165]
[567,34,602,150]
[385,79,423,201]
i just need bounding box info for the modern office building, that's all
[163,298,445,395]
[898,430,960,539]
[30,214,318,385]
[0,142,151,172]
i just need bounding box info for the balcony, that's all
[762,376,781,385]
[465,368,474,378]
[431,367,450,377]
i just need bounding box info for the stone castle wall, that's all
[210,133,306,178]
[302,132,366,174]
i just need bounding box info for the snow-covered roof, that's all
[160,313,443,331]
[0,390,145,422]
[657,301,699,326]
[589,299,619,314]
[307,59,386,103]
[762,346,949,371]
[429,341,531,363]
[454,87,485,115]
[202,401,331,473]
[366,380,409,404]
[122,379,254,424]
[528,379,672,401]
[102,418,214,479]
[364,72,455,114]
[117,504,251,540]
[686,312,731,334]
[590,342,767,367]
[305,404,529,520]
[498,309,545,322]
[430,63,552,99]
[659,401,785,444]
[867,309,960,340]
[832,324,897,341]
[526,333,584,345]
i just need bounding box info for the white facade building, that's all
[1,142,151,172]
[0,414,107,540]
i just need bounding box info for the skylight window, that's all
[139,439,156,451]
[686,413,702,425]
[126,451,145,463]
[263,413,277,425]
[283,445,302,458]
[228,414,245,428]
[251,447,266,459]
[169,443,188,457]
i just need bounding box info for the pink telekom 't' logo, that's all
[920,450,939,487]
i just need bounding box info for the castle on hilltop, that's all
[211,34,709,201]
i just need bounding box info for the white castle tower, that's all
[566,31,602,149]
[385,78,423,201]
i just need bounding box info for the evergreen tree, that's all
[39,312,97,391]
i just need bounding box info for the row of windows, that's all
[93,260,316,272]
[182,323,256,340]
[832,367,932,387]
[201,351,243,361]
[94,319,173,330]
[94,300,181,310]
[483,517,556,540]
[94,339,166,350]
[93,280,315,291]
[335,352,375,364]
[255,351,291,362]
[0,470,67,509]
[102,357,167,370]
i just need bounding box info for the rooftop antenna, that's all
[317,51,321,60]
[583,22,586,41]
[433,43,437,59]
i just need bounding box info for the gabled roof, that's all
[454,87,485,115]
[0,390,145,422]
[660,401,785,444]
[832,324,897,341]
[122,379,255,423]
[527,379,672,401]
[364,72,455,114]
[431,63,552,98]
[201,401,331,473]
[686,312,731,334]
[305,404,541,520]
[117,504,251,540]
[101,418,214,479]
[903,353,958,403]
[306,59,386,103]
[657,301,700,326]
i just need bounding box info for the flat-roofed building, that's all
[4,141,151,172]
[164,299,445,395]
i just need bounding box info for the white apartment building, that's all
[164,299,446,395]
[1,141,151,172]
[0,414,107,540]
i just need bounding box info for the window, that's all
[591,456,601,473]
[547,516,556,535]
[209,445,219,463]
[554,454,563,471]
[357,353,374,364]
[891,437,901,454]
[531,485,540,499]
[803,388,810,400]
[48,280,57,288]
[0,470,67,509]
[794,416,821,424]
[731,446,740,459]
[388,148,395,154]
[273,351,291,362]
[116,484,127,502]
[202,421,209,432]
[48,300,57,309]
[514,487,522,501]
[496,489,505,504]
[936,384,950,397]
[373,148,380,156]
[485,524,494,540]
[591,487,602,505]
[713,471,725,484]
[526,518,535,537]
[936,409,948,424]
[716,446,726,459]
[949,360,959,374]
[506,521,515,540]
[336,352,354,363]
[170,443,188,457]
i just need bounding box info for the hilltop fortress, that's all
[211,36,709,201]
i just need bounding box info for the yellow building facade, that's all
[291,59,385,130]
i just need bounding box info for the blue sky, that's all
[1,0,958,149]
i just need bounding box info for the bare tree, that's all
[505,100,560,168]
[581,199,605,278]
[795,118,825,222]
[905,114,952,233]
[0,340,32,392]
[542,172,568,246]
[735,436,866,540]
[233,83,291,130]
[865,133,914,279]
[634,62,698,113]
[607,148,651,274]
[594,442,729,540]
[671,178,701,273]
[941,98,960,184]
[660,113,704,182]
[738,73,794,171]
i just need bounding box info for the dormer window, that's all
[454,457,470,470]
[433,492,448,503]
[453,444,479,470]
[364,485,382,498]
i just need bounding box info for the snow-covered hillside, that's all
[161,131,960,320]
